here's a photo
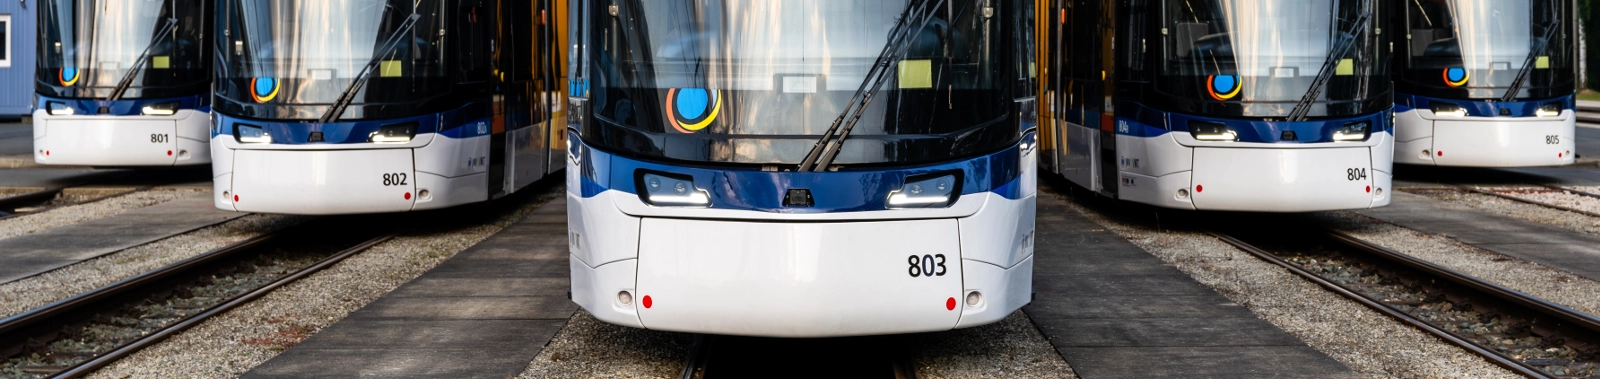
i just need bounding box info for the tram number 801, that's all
[382,173,409,186]
[908,254,948,277]
[150,134,169,143]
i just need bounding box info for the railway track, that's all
[0,220,392,379]
[0,186,152,221]
[1212,225,1600,378]
[1429,184,1600,219]
[679,335,918,379]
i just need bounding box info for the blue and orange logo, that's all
[1207,75,1240,101]
[251,78,280,103]
[664,88,722,133]
[59,68,80,86]
[1443,68,1469,88]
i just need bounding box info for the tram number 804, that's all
[1346,168,1368,181]
[382,173,409,186]
[908,254,948,277]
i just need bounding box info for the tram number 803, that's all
[908,254,948,277]
[382,173,409,186]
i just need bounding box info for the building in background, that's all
[0,0,34,119]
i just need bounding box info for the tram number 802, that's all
[908,254,948,277]
[382,173,409,186]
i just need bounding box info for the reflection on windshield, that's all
[37,0,207,97]
[1399,0,1572,99]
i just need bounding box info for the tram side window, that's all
[456,2,492,81]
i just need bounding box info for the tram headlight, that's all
[234,124,271,144]
[1536,102,1562,118]
[1188,121,1238,142]
[141,102,180,116]
[636,171,710,207]
[46,102,74,116]
[369,122,417,144]
[1332,121,1371,142]
[888,172,961,209]
[1430,103,1467,117]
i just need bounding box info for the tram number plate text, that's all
[908,254,948,277]
[1346,168,1368,181]
[1546,135,1561,144]
[382,173,409,186]
[150,134,169,143]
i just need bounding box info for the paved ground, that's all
[1354,191,1600,283]
[243,197,574,379]
[1024,194,1358,379]
[0,123,27,156]
[0,193,247,283]
[0,166,211,189]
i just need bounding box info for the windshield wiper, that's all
[108,18,177,101]
[318,13,421,123]
[1285,10,1371,122]
[796,0,947,172]
[1500,22,1560,102]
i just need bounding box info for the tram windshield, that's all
[583,0,1018,166]
[1158,0,1387,118]
[215,0,448,120]
[1397,0,1573,100]
[36,0,209,99]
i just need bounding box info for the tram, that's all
[34,0,212,166]
[1036,0,1393,212]
[566,0,1039,337]
[1390,0,1576,167]
[210,0,567,214]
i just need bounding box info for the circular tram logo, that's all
[251,78,280,103]
[59,68,80,86]
[1443,68,1469,88]
[1207,75,1241,101]
[664,88,722,133]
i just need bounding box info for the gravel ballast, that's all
[82,187,562,379]
[0,213,305,319]
[0,188,204,241]
[1405,189,1600,236]
[1054,190,1519,379]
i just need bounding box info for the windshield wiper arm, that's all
[319,13,421,123]
[796,0,946,172]
[108,18,177,101]
[1286,11,1371,122]
[1500,22,1560,102]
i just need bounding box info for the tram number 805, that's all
[382,173,409,186]
[908,254,948,277]
[1547,135,1561,144]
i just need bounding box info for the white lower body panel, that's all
[1395,111,1576,167]
[1190,147,1386,212]
[32,109,210,166]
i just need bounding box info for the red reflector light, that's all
[44,150,50,156]
[233,195,239,202]
[404,192,412,200]
[166,150,173,156]
[642,295,653,309]
[1437,151,1444,157]
[1195,185,1204,193]
[945,297,956,311]
[1365,186,1371,193]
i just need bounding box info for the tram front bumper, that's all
[1189,146,1390,212]
[1428,117,1575,167]
[569,195,1033,337]
[31,109,210,166]
[224,148,418,214]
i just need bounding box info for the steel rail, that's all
[1442,184,1600,219]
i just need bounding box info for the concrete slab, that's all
[245,199,575,379]
[0,123,30,157]
[1354,191,1600,281]
[0,194,246,283]
[1025,194,1356,379]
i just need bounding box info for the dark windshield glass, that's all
[36,0,209,99]
[585,0,1017,166]
[215,0,449,120]
[1396,0,1573,100]
[1157,0,1387,118]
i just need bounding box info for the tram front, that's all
[1391,0,1576,167]
[34,0,211,166]
[565,0,1038,337]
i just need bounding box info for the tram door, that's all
[1057,0,1101,192]
[1095,0,1117,197]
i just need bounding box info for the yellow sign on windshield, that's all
[898,60,932,89]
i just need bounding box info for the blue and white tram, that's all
[566,0,1038,337]
[1390,0,1577,167]
[210,0,568,214]
[33,0,212,167]
[1037,0,1393,212]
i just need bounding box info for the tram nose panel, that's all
[1431,118,1576,167]
[1190,147,1378,212]
[229,149,416,214]
[633,218,964,337]
[34,117,180,166]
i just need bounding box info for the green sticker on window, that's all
[1536,56,1550,69]
[381,60,403,77]
[898,60,932,89]
[152,56,170,69]
[1334,59,1354,76]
